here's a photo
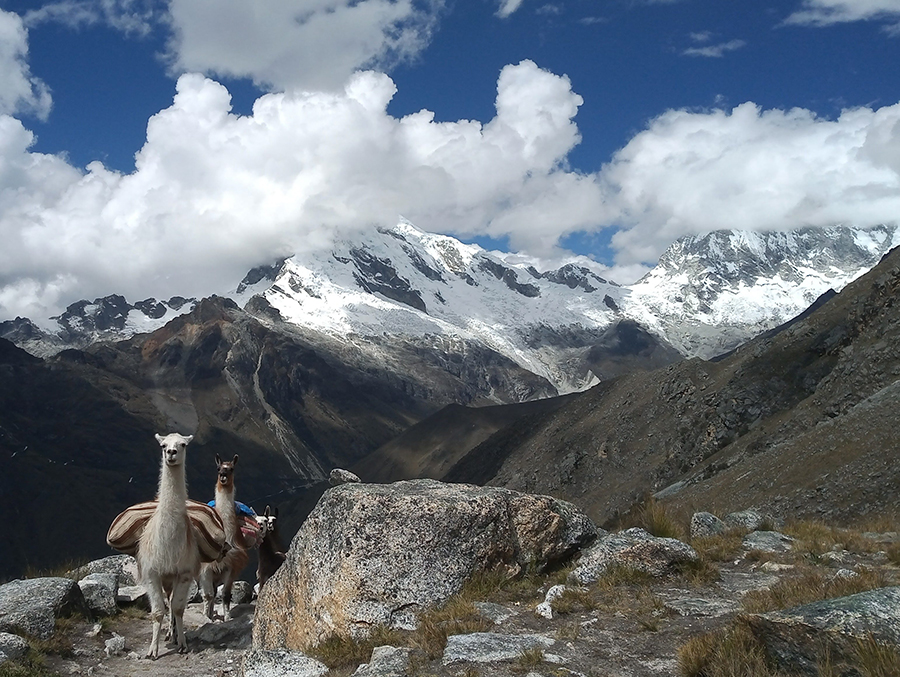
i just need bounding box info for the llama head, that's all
[155,432,193,467]
[214,454,239,490]
[261,504,279,534]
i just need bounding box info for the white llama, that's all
[137,432,200,659]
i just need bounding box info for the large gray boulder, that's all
[569,527,699,585]
[253,479,597,650]
[747,586,900,676]
[0,577,88,639]
[78,573,118,616]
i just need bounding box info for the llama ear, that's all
[265,505,271,517]
[155,433,164,444]
[273,507,279,518]
[232,455,239,466]
[184,435,193,443]
[215,453,222,466]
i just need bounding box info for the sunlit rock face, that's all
[251,479,597,650]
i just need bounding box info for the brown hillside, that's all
[442,246,900,527]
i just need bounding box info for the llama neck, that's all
[215,484,238,542]
[262,527,283,554]
[158,463,188,508]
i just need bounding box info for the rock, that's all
[241,649,328,677]
[0,577,89,639]
[725,509,777,532]
[70,555,139,587]
[190,613,253,649]
[473,602,515,625]
[534,584,567,620]
[743,531,794,553]
[747,586,900,676]
[0,632,29,661]
[568,528,699,585]
[690,512,727,539]
[442,632,556,665]
[253,480,597,650]
[718,571,780,596]
[662,597,738,617]
[116,585,148,607]
[232,580,254,605]
[78,573,118,616]
[104,633,126,657]
[758,562,795,573]
[353,645,413,676]
[330,468,362,485]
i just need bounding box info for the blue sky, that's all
[1,0,900,321]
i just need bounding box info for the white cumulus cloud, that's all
[0,60,602,320]
[165,0,445,92]
[0,10,52,120]
[598,102,900,267]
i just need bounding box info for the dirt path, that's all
[47,602,249,677]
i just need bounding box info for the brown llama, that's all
[137,433,200,659]
[256,505,286,589]
[198,454,250,620]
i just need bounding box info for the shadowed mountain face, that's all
[414,247,900,527]
[0,295,554,578]
[0,338,295,579]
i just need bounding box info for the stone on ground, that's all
[747,586,900,676]
[253,479,597,650]
[569,527,698,585]
[0,577,88,639]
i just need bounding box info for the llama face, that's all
[261,505,278,535]
[215,454,238,489]
[155,432,193,467]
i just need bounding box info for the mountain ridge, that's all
[3,222,897,397]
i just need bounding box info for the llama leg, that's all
[144,575,166,659]
[221,575,234,620]
[199,567,216,620]
[170,575,192,653]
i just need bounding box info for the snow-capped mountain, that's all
[1,295,196,358]
[3,221,898,395]
[626,225,900,357]
[235,220,624,392]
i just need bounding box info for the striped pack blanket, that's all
[106,499,228,563]
[208,500,264,549]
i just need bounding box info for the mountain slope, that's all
[626,225,900,357]
[7,223,896,398]
[441,245,900,525]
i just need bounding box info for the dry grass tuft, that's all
[0,652,55,677]
[852,635,900,677]
[784,520,883,559]
[690,531,745,562]
[512,647,545,673]
[676,556,721,587]
[742,567,887,614]
[413,595,494,659]
[552,586,597,614]
[637,498,687,540]
[677,620,776,677]
[308,626,409,670]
